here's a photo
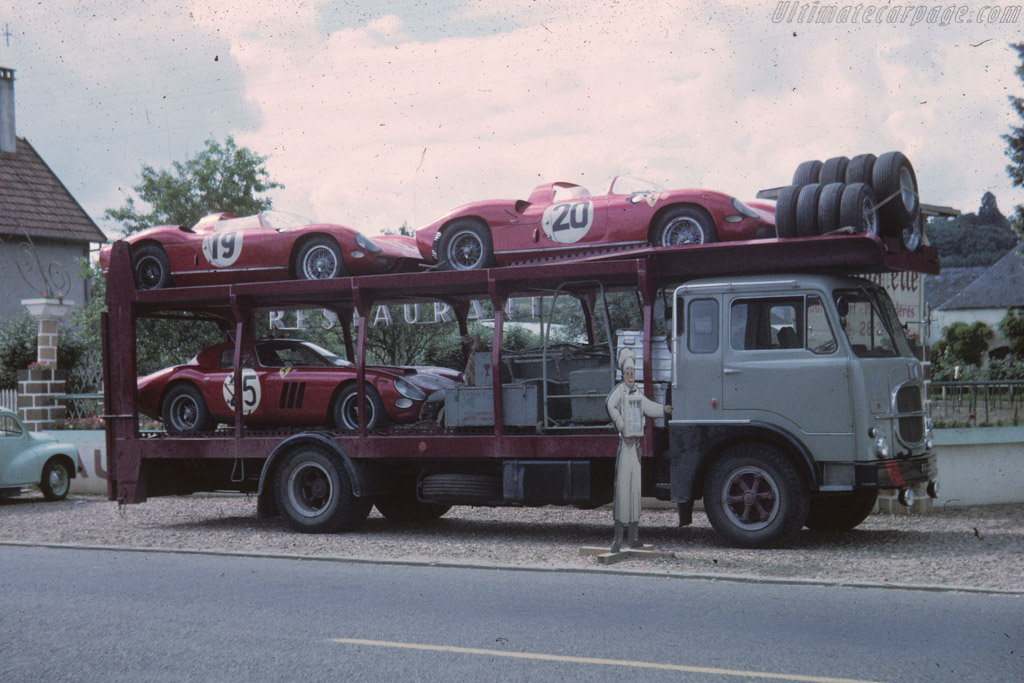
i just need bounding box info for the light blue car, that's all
[0,407,81,501]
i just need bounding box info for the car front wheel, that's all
[438,219,495,270]
[296,237,347,280]
[333,384,388,432]
[40,459,71,501]
[653,206,717,246]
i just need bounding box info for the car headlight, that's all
[731,197,760,219]
[394,377,427,401]
[355,233,382,254]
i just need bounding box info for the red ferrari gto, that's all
[137,339,462,433]
[415,176,776,270]
[99,211,423,289]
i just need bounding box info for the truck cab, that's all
[667,273,936,547]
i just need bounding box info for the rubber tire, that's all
[838,183,878,235]
[901,215,924,253]
[815,182,846,235]
[818,156,850,185]
[703,443,809,548]
[333,383,388,432]
[375,487,451,522]
[844,153,876,185]
[296,236,347,280]
[652,205,718,246]
[132,244,173,290]
[774,185,802,238]
[40,459,71,501]
[274,446,371,533]
[795,183,824,237]
[438,219,495,270]
[872,151,920,245]
[792,160,822,186]
[421,474,503,505]
[805,490,879,531]
[162,383,215,434]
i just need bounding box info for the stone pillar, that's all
[17,298,74,431]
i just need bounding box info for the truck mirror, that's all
[836,296,849,318]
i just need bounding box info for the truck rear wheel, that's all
[805,490,878,531]
[421,474,503,505]
[703,444,809,548]
[274,446,371,533]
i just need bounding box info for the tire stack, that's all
[774,151,923,251]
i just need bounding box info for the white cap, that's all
[617,347,636,371]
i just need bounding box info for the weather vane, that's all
[0,222,72,300]
[2,24,11,48]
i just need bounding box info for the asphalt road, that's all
[1,545,1021,682]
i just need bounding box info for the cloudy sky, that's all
[5,0,1023,239]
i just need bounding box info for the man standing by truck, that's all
[606,348,672,552]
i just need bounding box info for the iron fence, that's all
[928,380,1024,426]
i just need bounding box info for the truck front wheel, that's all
[274,446,371,533]
[703,444,809,548]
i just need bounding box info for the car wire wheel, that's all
[298,238,343,279]
[654,206,717,246]
[132,244,172,290]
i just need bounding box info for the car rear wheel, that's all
[815,182,846,235]
[40,459,71,501]
[872,151,921,250]
[774,185,802,238]
[792,159,822,186]
[838,183,878,235]
[274,446,371,532]
[844,153,876,185]
[333,384,388,432]
[297,237,347,280]
[795,183,824,237]
[652,206,717,246]
[132,244,172,290]
[818,156,850,184]
[162,384,215,434]
[438,219,495,270]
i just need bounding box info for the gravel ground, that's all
[2,493,1022,593]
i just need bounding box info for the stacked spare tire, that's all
[774,151,923,251]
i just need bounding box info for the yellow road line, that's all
[331,638,883,683]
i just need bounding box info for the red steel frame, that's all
[102,234,939,505]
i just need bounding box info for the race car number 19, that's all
[202,231,243,267]
[542,201,593,244]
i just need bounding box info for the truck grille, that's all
[894,383,925,446]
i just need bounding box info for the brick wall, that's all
[17,366,66,431]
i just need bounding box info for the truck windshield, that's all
[833,287,914,358]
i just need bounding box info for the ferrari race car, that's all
[415,176,776,270]
[100,211,423,289]
[138,339,462,433]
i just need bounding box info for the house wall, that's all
[0,238,90,318]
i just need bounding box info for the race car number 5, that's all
[202,231,244,267]
[542,201,593,244]
[222,369,261,415]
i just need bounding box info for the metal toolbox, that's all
[443,384,540,428]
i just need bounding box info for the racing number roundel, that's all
[541,201,594,244]
[222,369,261,415]
[202,231,243,267]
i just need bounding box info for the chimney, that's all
[0,67,15,154]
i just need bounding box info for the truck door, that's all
[722,294,853,446]
[672,293,723,420]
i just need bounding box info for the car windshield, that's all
[255,340,353,368]
[609,176,665,196]
[212,211,313,232]
[833,287,914,358]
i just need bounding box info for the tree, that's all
[934,321,995,367]
[106,136,283,234]
[1004,42,1024,236]
[999,308,1024,356]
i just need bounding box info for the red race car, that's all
[415,176,776,270]
[100,211,423,289]
[137,339,462,433]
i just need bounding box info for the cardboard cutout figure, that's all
[605,348,672,552]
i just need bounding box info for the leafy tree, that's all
[998,308,1024,356]
[926,193,1019,267]
[933,321,995,367]
[0,313,37,390]
[106,136,283,234]
[1004,41,1024,237]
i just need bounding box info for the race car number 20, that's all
[222,369,261,415]
[202,231,244,267]
[542,201,594,244]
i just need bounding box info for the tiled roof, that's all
[936,246,1024,310]
[0,137,106,244]
[924,267,987,309]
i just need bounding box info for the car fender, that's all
[4,440,79,488]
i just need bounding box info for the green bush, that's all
[0,313,37,390]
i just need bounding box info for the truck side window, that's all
[806,296,837,354]
[687,298,719,353]
[730,298,802,350]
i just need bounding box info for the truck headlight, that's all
[394,377,426,402]
[874,435,890,459]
